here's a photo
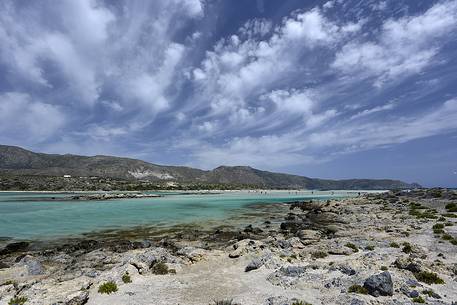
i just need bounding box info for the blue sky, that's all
[1,0,457,187]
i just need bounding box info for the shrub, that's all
[2,280,16,286]
[122,272,131,283]
[390,242,400,248]
[445,222,454,226]
[443,213,457,218]
[365,245,375,251]
[291,301,312,305]
[402,242,413,253]
[311,251,328,259]
[411,296,425,303]
[212,300,234,305]
[380,266,388,271]
[152,262,170,275]
[445,203,457,212]
[8,297,27,305]
[414,271,445,284]
[438,216,446,221]
[98,281,118,294]
[433,223,445,230]
[345,243,359,253]
[442,234,453,241]
[348,284,368,294]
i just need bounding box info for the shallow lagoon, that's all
[0,190,362,241]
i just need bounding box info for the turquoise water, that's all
[0,191,356,241]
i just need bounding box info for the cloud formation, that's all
[1,0,457,186]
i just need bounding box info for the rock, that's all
[0,261,9,269]
[363,271,393,297]
[177,246,206,262]
[280,220,302,233]
[18,255,44,275]
[228,239,257,258]
[279,265,307,277]
[409,290,419,298]
[394,256,422,273]
[0,241,29,255]
[296,229,321,244]
[276,239,292,249]
[65,290,89,305]
[287,237,305,249]
[245,258,263,272]
[350,299,365,305]
[339,265,356,276]
[264,296,289,305]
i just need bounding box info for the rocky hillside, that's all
[0,145,419,190]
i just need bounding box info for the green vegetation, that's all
[423,289,436,297]
[212,300,235,305]
[122,272,131,283]
[445,203,457,212]
[390,242,400,248]
[98,281,118,294]
[442,234,453,241]
[365,245,375,251]
[152,262,173,275]
[8,297,27,305]
[414,271,445,284]
[409,203,437,219]
[433,223,445,234]
[311,251,328,259]
[402,242,413,253]
[443,213,457,218]
[345,243,359,253]
[348,284,368,294]
[429,189,442,198]
[380,266,388,271]
[291,301,312,305]
[411,296,425,303]
[1,280,16,286]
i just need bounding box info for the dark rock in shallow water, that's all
[0,241,29,255]
[363,271,393,297]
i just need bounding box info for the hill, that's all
[0,145,419,190]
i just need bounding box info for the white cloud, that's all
[333,1,457,87]
[0,92,65,143]
[350,101,396,119]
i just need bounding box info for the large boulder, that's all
[363,271,393,297]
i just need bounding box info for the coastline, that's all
[1,189,456,304]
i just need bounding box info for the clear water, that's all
[0,191,357,241]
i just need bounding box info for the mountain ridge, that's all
[0,145,420,190]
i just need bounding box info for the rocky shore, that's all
[1,189,457,305]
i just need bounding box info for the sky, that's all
[1,0,457,187]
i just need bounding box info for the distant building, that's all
[63,175,71,178]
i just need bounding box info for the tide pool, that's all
[0,190,359,241]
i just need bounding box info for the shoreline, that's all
[1,189,456,304]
